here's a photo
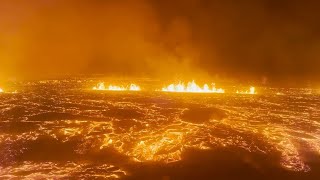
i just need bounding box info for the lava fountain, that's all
[236,86,256,94]
[162,81,225,93]
[93,82,141,91]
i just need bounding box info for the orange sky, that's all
[0,0,320,83]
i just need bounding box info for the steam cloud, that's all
[0,0,319,84]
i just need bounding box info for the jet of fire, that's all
[236,87,256,94]
[162,81,225,93]
[93,82,141,91]
[129,84,141,91]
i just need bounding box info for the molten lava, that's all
[93,82,141,91]
[162,81,225,93]
[236,87,256,94]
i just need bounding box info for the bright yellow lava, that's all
[162,81,225,93]
[0,88,3,93]
[93,82,141,91]
[236,86,256,94]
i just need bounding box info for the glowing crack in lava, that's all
[236,86,256,94]
[93,82,141,91]
[0,162,127,179]
[162,81,225,93]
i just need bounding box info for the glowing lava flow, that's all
[162,81,225,93]
[93,83,141,91]
[236,87,256,94]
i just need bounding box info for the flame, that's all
[236,86,256,94]
[93,82,141,91]
[162,81,225,93]
[0,88,3,93]
[128,84,141,91]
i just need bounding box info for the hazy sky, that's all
[0,0,320,82]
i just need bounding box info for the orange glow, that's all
[162,81,225,93]
[93,82,141,91]
[130,131,184,162]
[236,86,256,94]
